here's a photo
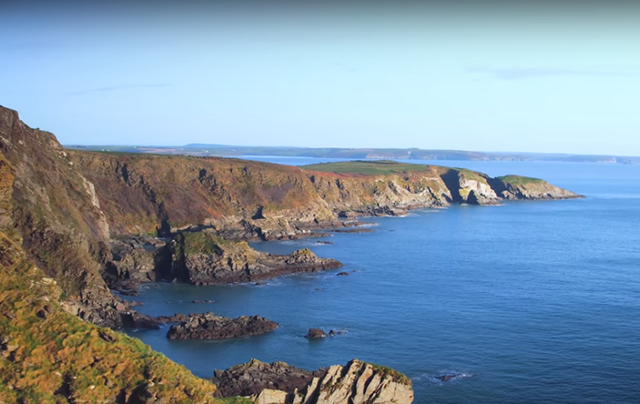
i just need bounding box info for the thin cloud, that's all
[466,67,627,80]
[65,84,171,95]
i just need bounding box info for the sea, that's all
[125,157,640,404]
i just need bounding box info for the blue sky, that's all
[1,1,639,155]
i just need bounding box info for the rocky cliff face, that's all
[493,175,581,200]
[0,128,219,402]
[71,151,341,237]
[213,359,414,404]
[72,152,582,242]
[0,106,157,329]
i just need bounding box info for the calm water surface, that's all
[127,159,640,404]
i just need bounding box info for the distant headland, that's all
[67,144,640,165]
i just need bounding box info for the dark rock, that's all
[119,311,161,330]
[156,313,189,323]
[305,328,327,339]
[336,272,349,276]
[179,242,343,285]
[98,330,116,342]
[329,228,375,234]
[212,359,328,398]
[35,305,52,319]
[437,373,472,381]
[167,312,279,340]
[328,329,347,337]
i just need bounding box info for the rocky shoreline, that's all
[0,105,585,403]
[104,231,343,295]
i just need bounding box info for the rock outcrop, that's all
[492,175,582,200]
[305,328,328,339]
[103,236,168,294]
[171,231,343,285]
[167,312,279,340]
[212,359,414,404]
[212,359,328,398]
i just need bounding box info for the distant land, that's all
[65,144,640,165]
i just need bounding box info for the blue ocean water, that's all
[127,160,640,404]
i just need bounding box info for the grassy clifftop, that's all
[496,175,545,185]
[303,160,434,175]
[0,240,219,403]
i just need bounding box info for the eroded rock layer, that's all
[213,359,414,404]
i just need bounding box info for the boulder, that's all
[305,328,327,339]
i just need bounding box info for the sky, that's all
[1,1,639,155]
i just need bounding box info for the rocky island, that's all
[167,313,280,340]
[0,105,582,403]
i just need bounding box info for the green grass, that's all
[454,168,487,181]
[368,363,411,385]
[302,160,431,175]
[181,231,231,256]
[497,175,545,185]
[217,397,256,404]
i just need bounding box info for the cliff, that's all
[212,359,414,404]
[71,154,582,241]
[70,151,340,237]
[492,175,580,200]
[0,132,220,402]
[0,106,158,329]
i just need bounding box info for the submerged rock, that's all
[437,373,473,382]
[166,312,279,340]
